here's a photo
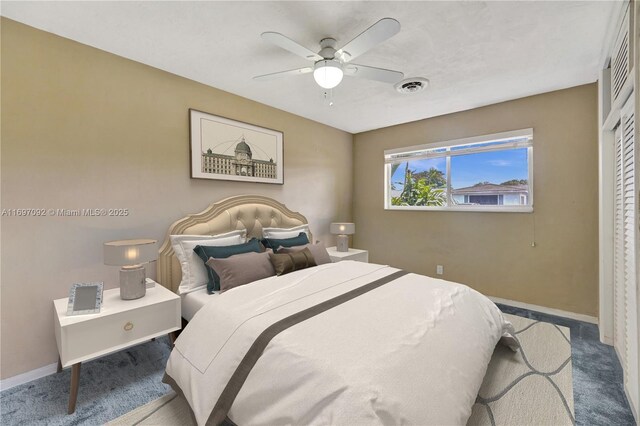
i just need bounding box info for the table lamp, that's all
[104,239,157,300]
[330,222,355,252]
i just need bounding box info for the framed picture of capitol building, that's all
[189,109,284,184]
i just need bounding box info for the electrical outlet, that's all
[436,265,444,275]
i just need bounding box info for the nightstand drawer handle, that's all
[124,322,134,332]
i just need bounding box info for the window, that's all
[384,129,533,212]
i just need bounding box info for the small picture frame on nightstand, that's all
[66,282,104,316]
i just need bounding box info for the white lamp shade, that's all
[330,223,355,235]
[314,60,344,89]
[104,239,157,266]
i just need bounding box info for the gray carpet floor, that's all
[0,306,636,425]
[0,338,173,426]
[496,304,636,426]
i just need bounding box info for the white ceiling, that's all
[2,1,616,133]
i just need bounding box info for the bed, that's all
[157,195,311,321]
[157,195,515,426]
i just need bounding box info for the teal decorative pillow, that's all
[194,238,263,293]
[261,232,309,250]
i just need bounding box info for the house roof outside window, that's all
[452,183,528,195]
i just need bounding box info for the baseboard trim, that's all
[624,385,639,424]
[0,362,58,391]
[600,334,614,346]
[489,296,598,324]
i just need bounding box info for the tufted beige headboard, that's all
[157,195,310,293]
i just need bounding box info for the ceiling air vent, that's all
[395,77,429,94]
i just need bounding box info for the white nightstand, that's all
[326,246,369,263]
[53,283,180,414]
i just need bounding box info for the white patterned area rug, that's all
[468,314,574,425]
[107,314,573,426]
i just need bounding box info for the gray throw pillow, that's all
[269,248,317,276]
[205,251,275,293]
[276,242,331,265]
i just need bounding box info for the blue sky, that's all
[391,148,528,189]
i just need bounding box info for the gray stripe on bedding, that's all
[208,269,410,425]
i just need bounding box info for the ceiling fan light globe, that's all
[313,60,343,89]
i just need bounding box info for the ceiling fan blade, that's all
[336,18,400,63]
[261,32,323,61]
[344,64,404,84]
[253,67,313,81]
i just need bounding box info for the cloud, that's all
[487,160,512,167]
[411,158,445,171]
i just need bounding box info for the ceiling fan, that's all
[254,18,404,90]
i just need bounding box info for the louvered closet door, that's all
[621,100,638,408]
[614,125,626,361]
[611,5,629,105]
[613,97,639,414]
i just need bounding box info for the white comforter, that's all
[166,261,514,425]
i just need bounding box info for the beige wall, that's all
[0,19,353,379]
[0,17,601,380]
[353,84,599,316]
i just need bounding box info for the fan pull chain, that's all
[323,89,334,106]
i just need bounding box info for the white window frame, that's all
[384,129,534,213]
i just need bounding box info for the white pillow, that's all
[170,230,246,294]
[262,224,311,241]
